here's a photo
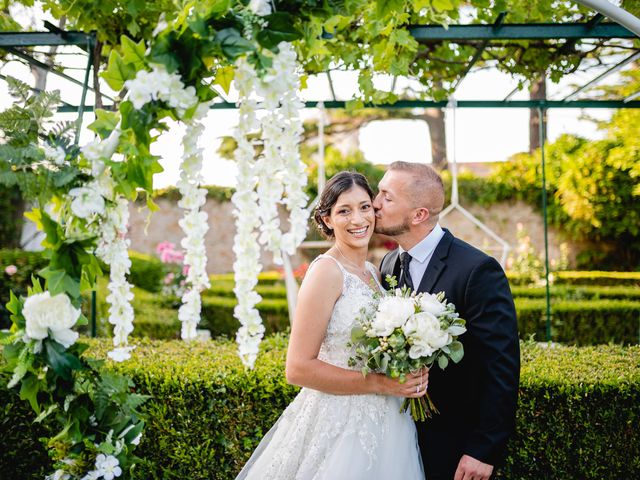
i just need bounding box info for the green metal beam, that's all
[0,31,93,47]
[56,99,640,113]
[3,46,115,102]
[452,12,509,93]
[409,22,636,41]
[563,51,640,101]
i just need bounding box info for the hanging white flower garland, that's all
[76,64,209,358]
[81,128,137,362]
[177,103,212,340]
[232,42,308,368]
[232,57,265,369]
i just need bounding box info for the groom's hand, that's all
[453,454,493,480]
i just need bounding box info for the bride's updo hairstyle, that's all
[313,171,375,238]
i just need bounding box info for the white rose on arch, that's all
[248,0,272,16]
[69,186,106,219]
[23,291,81,348]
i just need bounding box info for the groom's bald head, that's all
[387,161,445,225]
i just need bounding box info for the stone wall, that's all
[128,198,305,273]
[127,197,578,273]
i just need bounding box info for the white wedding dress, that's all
[236,255,425,480]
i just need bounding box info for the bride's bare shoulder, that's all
[299,255,343,296]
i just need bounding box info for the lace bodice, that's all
[311,254,382,370]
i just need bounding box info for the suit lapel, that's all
[417,229,453,294]
[380,249,401,289]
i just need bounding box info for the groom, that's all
[374,161,520,480]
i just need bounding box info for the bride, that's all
[236,171,426,479]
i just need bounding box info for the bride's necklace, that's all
[335,245,368,277]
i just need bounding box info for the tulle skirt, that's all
[236,388,424,480]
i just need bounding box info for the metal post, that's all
[91,290,97,337]
[74,35,94,145]
[539,107,552,342]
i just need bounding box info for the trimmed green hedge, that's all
[128,251,165,293]
[511,285,640,301]
[553,271,640,286]
[101,290,640,345]
[209,271,283,285]
[205,282,287,299]
[507,270,640,287]
[515,299,640,345]
[1,339,638,479]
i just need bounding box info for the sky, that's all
[0,5,628,190]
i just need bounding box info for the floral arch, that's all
[2,0,640,478]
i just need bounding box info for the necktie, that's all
[399,252,414,291]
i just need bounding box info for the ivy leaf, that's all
[376,0,404,18]
[6,290,25,329]
[19,374,43,414]
[216,28,256,61]
[120,36,147,71]
[39,267,81,299]
[256,13,302,51]
[101,50,137,92]
[433,0,454,11]
[214,66,234,95]
[149,33,181,74]
[44,339,83,381]
[88,109,120,138]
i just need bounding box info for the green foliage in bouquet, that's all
[0,278,147,479]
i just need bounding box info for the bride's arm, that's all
[285,258,427,397]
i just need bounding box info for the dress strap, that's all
[366,261,385,291]
[309,253,347,275]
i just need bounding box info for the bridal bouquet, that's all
[349,276,466,421]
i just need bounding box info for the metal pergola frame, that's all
[1,15,639,342]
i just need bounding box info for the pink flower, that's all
[156,241,175,254]
[4,265,17,276]
[182,265,190,276]
[164,273,175,284]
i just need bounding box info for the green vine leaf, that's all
[44,339,83,381]
[19,374,44,414]
[376,0,404,18]
[39,267,81,299]
[120,36,147,71]
[256,13,303,51]
[101,50,138,92]
[216,28,256,60]
[214,65,234,95]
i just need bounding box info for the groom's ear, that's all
[412,207,430,225]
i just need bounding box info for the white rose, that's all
[248,0,272,16]
[414,311,452,350]
[408,341,435,360]
[370,296,415,337]
[23,292,80,348]
[417,293,447,316]
[69,187,106,218]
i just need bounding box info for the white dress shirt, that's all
[398,223,445,288]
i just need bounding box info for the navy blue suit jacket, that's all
[380,229,519,479]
